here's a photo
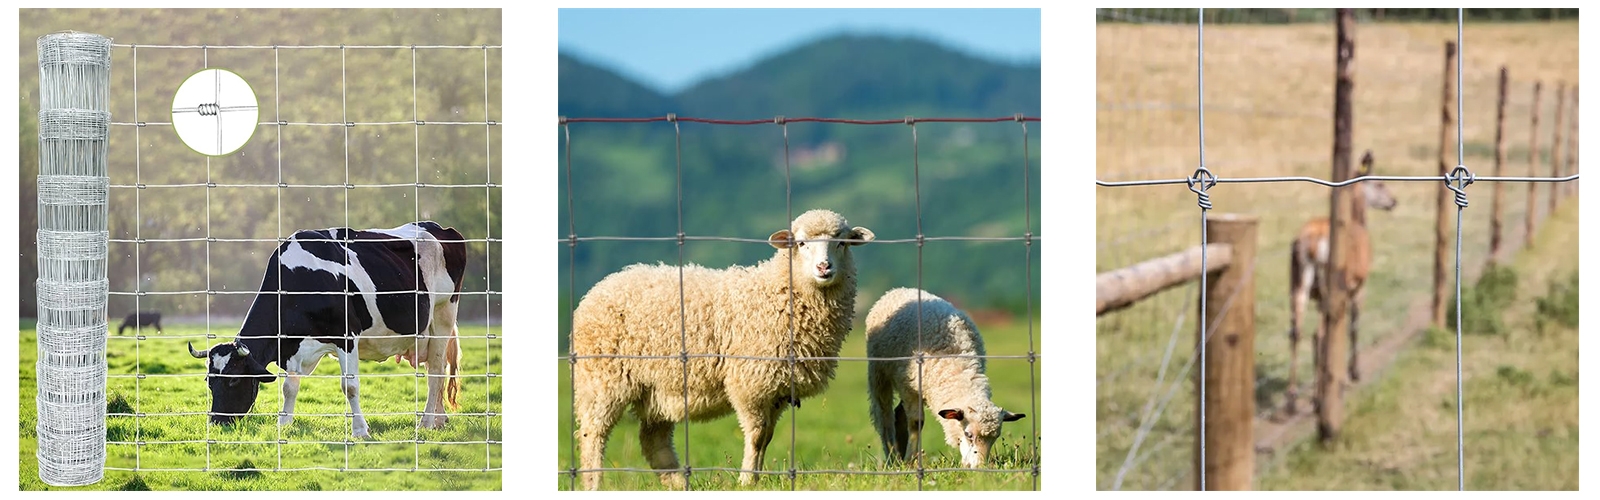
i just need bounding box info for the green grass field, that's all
[1256,200,1578,490]
[555,318,1043,491]
[1096,20,1578,490]
[19,322,501,491]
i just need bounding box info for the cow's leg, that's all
[638,419,685,490]
[1349,284,1366,383]
[733,397,781,487]
[421,303,459,430]
[1286,250,1316,416]
[278,353,324,427]
[337,348,371,439]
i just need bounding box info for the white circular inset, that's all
[171,68,259,156]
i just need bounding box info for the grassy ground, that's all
[555,318,1042,491]
[1257,200,1578,490]
[1096,20,1579,490]
[19,322,502,491]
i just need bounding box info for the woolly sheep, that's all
[866,287,1026,468]
[570,209,875,490]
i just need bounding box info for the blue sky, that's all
[559,8,1042,94]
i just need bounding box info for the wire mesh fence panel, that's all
[1096,8,1577,491]
[559,115,1041,490]
[34,36,503,480]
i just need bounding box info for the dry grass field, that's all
[1096,18,1578,490]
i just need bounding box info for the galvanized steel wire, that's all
[560,114,1041,490]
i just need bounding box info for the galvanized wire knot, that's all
[1187,168,1217,210]
[1445,165,1474,208]
[196,103,220,116]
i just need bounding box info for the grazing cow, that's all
[1285,151,1397,414]
[187,221,468,438]
[118,311,163,335]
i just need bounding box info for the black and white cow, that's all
[187,221,468,438]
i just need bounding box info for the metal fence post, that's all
[35,30,112,487]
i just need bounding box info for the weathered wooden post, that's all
[1525,81,1542,249]
[1550,83,1565,213]
[1194,213,1256,491]
[1432,41,1457,329]
[1567,88,1578,197]
[1490,67,1508,260]
[1319,8,1356,443]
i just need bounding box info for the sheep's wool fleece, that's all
[866,288,1005,439]
[570,209,862,423]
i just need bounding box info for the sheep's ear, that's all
[846,227,876,246]
[937,409,964,420]
[1002,411,1026,422]
[768,229,795,249]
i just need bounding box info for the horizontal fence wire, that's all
[562,114,1041,490]
[1097,173,1579,187]
[103,40,501,477]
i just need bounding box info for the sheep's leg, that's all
[575,380,625,491]
[902,392,925,467]
[893,402,909,465]
[734,401,782,487]
[638,419,686,490]
[867,365,901,463]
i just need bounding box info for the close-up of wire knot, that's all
[1187,168,1217,210]
[195,103,220,116]
[1446,165,1474,208]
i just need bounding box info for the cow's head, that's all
[189,341,276,425]
[937,403,1027,468]
[768,209,874,288]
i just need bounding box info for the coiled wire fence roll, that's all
[35,30,112,487]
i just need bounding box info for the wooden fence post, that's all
[1526,81,1542,249]
[1550,83,1565,213]
[1317,8,1357,447]
[1491,67,1508,260]
[1567,88,1578,197]
[1194,213,1257,491]
[1432,41,1456,329]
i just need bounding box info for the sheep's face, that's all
[769,211,874,287]
[938,406,1026,468]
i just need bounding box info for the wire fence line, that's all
[35,36,505,478]
[1096,8,1579,491]
[561,114,1040,491]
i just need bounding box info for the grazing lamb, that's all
[570,209,875,490]
[866,288,1026,468]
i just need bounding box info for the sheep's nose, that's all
[816,262,831,272]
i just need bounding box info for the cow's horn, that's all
[188,342,207,359]
[236,343,250,356]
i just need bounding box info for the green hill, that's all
[557,34,1042,341]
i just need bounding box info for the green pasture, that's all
[20,322,502,491]
[555,318,1043,491]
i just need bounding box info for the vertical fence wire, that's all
[783,118,798,491]
[1022,115,1038,491]
[1194,8,1210,492]
[483,43,496,472]
[1452,8,1468,491]
[412,45,423,473]
[132,43,142,473]
[674,115,690,491]
[340,43,353,471]
[35,30,112,487]
[564,118,576,489]
[273,44,284,472]
[202,45,213,474]
[909,118,926,491]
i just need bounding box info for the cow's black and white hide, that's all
[189,221,467,437]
